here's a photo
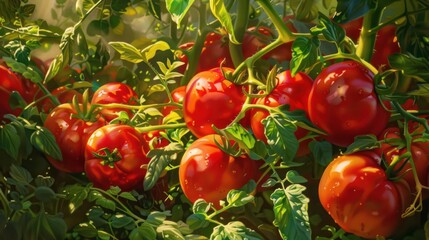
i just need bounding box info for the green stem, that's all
[93,102,181,111]
[144,60,174,103]
[255,0,293,42]
[229,0,249,67]
[136,122,187,133]
[355,9,382,62]
[0,188,10,216]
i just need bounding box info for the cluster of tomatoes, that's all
[0,12,427,239]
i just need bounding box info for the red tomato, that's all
[242,26,274,60]
[91,82,139,121]
[265,16,297,62]
[183,67,245,138]
[38,86,83,113]
[84,124,150,191]
[308,61,390,146]
[319,153,407,238]
[250,70,313,156]
[162,85,186,116]
[179,134,259,208]
[0,65,25,119]
[379,127,429,195]
[178,32,233,74]
[43,103,106,173]
[342,18,400,68]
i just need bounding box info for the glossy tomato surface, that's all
[179,134,259,208]
[308,61,390,146]
[162,85,186,116]
[250,70,313,156]
[0,65,24,119]
[183,67,245,138]
[85,124,150,191]
[43,103,106,173]
[319,153,405,238]
[91,82,139,121]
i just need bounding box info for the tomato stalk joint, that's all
[92,147,122,168]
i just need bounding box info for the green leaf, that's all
[290,37,319,76]
[111,0,130,12]
[344,135,380,155]
[263,114,299,163]
[74,223,98,238]
[388,53,429,80]
[248,140,268,160]
[333,0,376,24]
[285,170,307,184]
[87,19,109,36]
[146,211,171,226]
[156,224,185,240]
[192,199,211,214]
[20,4,36,17]
[408,84,429,96]
[142,41,171,62]
[9,164,33,184]
[30,126,62,162]
[43,54,65,83]
[165,0,195,26]
[209,0,238,44]
[149,0,162,19]
[186,214,208,230]
[313,14,345,43]
[106,186,121,196]
[96,197,116,211]
[271,185,311,240]
[4,57,43,83]
[0,124,21,160]
[147,84,166,96]
[35,175,55,187]
[34,186,56,202]
[118,192,137,201]
[210,221,263,240]
[110,214,134,228]
[130,222,157,240]
[226,189,254,207]
[309,141,333,167]
[223,123,256,151]
[109,41,145,63]
[63,184,90,213]
[144,143,184,191]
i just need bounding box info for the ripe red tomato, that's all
[342,18,400,68]
[162,85,186,116]
[0,65,25,119]
[265,16,297,62]
[308,61,390,147]
[84,124,150,191]
[379,127,429,195]
[319,153,407,238]
[38,86,83,113]
[43,103,106,173]
[179,134,259,208]
[91,82,139,121]
[250,70,313,156]
[183,67,245,138]
[178,32,233,74]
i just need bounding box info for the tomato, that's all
[308,61,390,147]
[379,127,429,195]
[319,152,407,238]
[162,85,186,116]
[250,70,313,156]
[43,103,106,173]
[183,67,245,138]
[178,32,233,74]
[242,26,273,60]
[84,124,150,191]
[342,18,400,68]
[179,134,259,208]
[0,65,25,119]
[265,16,297,62]
[141,130,170,152]
[91,82,139,122]
[38,86,83,113]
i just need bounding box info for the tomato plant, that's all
[43,103,106,172]
[0,65,24,119]
[85,124,150,191]
[162,85,186,116]
[183,67,245,138]
[308,60,390,147]
[179,134,259,209]
[318,152,408,238]
[38,86,83,113]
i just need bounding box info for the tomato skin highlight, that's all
[179,134,259,209]
[43,103,106,173]
[308,61,390,147]
[85,124,150,191]
[250,70,313,156]
[183,67,245,138]
[319,153,404,238]
[91,82,139,122]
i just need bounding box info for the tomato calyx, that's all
[92,147,122,168]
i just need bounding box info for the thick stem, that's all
[228,0,249,67]
[355,9,382,62]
